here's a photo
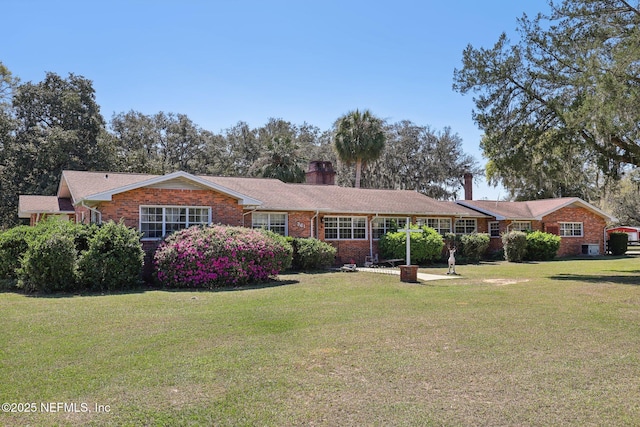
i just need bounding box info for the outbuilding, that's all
[606,226,640,245]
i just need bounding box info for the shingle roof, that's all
[59,171,164,201]
[56,170,486,217]
[26,171,615,221]
[458,198,616,221]
[207,176,481,215]
[18,196,75,218]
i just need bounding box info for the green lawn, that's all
[1,256,639,426]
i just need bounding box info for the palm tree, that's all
[333,109,386,188]
[251,135,306,183]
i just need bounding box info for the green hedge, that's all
[460,233,490,263]
[525,231,561,261]
[0,225,36,280]
[19,232,78,293]
[443,233,489,263]
[379,226,444,264]
[502,230,527,263]
[77,220,145,291]
[9,218,143,293]
[287,237,337,270]
[608,232,628,256]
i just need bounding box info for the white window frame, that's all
[252,212,288,236]
[559,222,583,237]
[324,216,367,240]
[454,218,477,234]
[372,217,407,240]
[417,217,452,235]
[509,221,532,232]
[140,205,211,240]
[489,221,500,238]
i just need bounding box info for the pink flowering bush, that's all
[154,225,293,289]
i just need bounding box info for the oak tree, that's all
[453,0,640,198]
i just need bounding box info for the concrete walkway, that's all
[356,267,459,282]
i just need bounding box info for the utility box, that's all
[581,244,600,256]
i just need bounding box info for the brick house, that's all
[18,164,616,264]
[457,199,616,257]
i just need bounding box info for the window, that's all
[417,218,452,235]
[489,221,500,238]
[140,206,210,239]
[252,212,287,236]
[510,221,531,232]
[559,222,583,237]
[454,219,477,234]
[324,216,367,240]
[372,217,407,239]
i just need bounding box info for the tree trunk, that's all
[355,159,362,188]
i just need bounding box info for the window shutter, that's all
[545,225,559,235]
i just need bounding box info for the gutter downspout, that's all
[80,202,102,225]
[311,211,319,238]
[370,214,379,259]
[242,207,258,228]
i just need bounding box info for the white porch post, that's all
[399,217,425,265]
[397,218,424,283]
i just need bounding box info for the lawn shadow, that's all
[20,285,157,299]
[14,277,301,298]
[550,273,640,286]
[162,279,300,294]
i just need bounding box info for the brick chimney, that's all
[305,161,336,185]
[463,172,473,200]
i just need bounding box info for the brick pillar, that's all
[400,265,419,283]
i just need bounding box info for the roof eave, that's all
[538,198,618,222]
[249,207,488,217]
[77,171,263,207]
[18,209,75,218]
[455,200,506,220]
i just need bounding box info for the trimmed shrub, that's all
[525,231,561,261]
[73,222,99,253]
[289,237,337,270]
[15,218,88,292]
[0,225,36,279]
[460,233,490,263]
[77,220,145,291]
[379,226,444,264]
[502,230,527,263]
[154,224,293,288]
[12,218,143,293]
[30,216,85,238]
[608,232,628,256]
[19,232,77,293]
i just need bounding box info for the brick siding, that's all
[542,207,607,256]
[286,211,315,238]
[485,208,607,257]
[95,188,244,228]
[69,186,607,268]
[91,188,245,281]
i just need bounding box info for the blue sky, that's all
[2,0,551,199]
